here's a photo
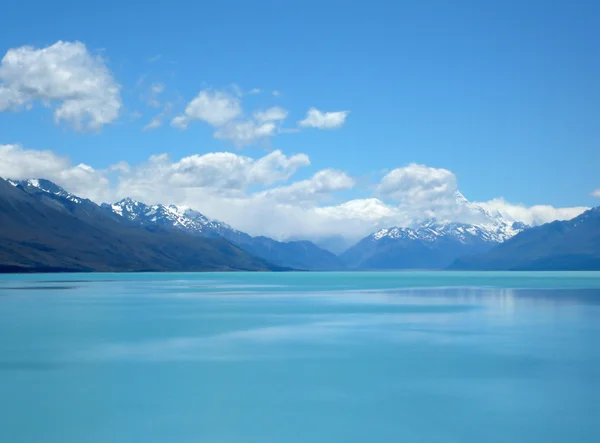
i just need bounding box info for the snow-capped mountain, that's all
[105,198,344,270]
[450,206,600,270]
[0,177,277,273]
[372,219,526,245]
[9,179,84,204]
[341,195,529,269]
[106,198,244,239]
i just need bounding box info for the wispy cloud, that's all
[142,103,172,131]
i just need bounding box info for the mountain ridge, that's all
[106,197,344,270]
[449,206,600,270]
[340,195,529,269]
[0,178,284,273]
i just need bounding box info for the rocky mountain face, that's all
[450,207,600,270]
[10,178,587,273]
[105,198,344,270]
[0,179,283,273]
[341,193,529,269]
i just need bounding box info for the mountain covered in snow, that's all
[105,198,244,239]
[0,178,281,272]
[450,206,600,270]
[3,178,547,272]
[341,193,529,269]
[8,178,86,204]
[105,198,344,270]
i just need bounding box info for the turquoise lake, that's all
[1,271,599,443]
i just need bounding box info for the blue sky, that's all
[0,0,598,239]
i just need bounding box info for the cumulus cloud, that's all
[213,107,291,147]
[0,144,110,201]
[315,198,398,222]
[172,90,241,129]
[1,144,590,242]
[214,121,278,147]
[476,198,589,226]
[377,164,457,205]
[172,89,351,146]
[0,41,121,131]
[172,88,291,146]
[248,88,262,95]
[591,189,600,198]
[299,107,349,129]
[258,169,355,205]
[114,150,311,200]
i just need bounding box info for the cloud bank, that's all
[0,144,588,243]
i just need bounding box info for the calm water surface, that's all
[1,271,599,443]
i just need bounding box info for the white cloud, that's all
[272,90,281,97]
[299,107,349,129]
[212,106,290,147]
[143,116,162,131]
[173,89,290,146]
[0,41,121,131]
[476,198,589,226]
[214,120,278,147]
[591,189,600,198]
[254,106,288,122]
[377,163,457,205]
[316,198,398,222]
[1,144,590,242]
[115,150,311,197]
[258,169,355,204]
[148,54,162,63]
[0,144,110,202]
[172,90,241,129]
[248,88,262,95]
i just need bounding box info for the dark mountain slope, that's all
[106,198,344,270]
[0,179,281,272]
[234,236,345,271]
[341,222,526,270]
[450,207,600,270]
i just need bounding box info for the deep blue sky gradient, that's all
[1,0,599,206]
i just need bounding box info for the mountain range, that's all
[1,177,598,272]
[450,207,600,270]
[103,198,344,270]
[341,219,527,270]
[0,178,281,272]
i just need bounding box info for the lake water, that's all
[1,272,599,443]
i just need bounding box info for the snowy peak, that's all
[109,197,147,218]
[453,190,469,205]
[372,218,527,245]
[107,198,240,238]
[386,191,530,244]
[13,179,84,203]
